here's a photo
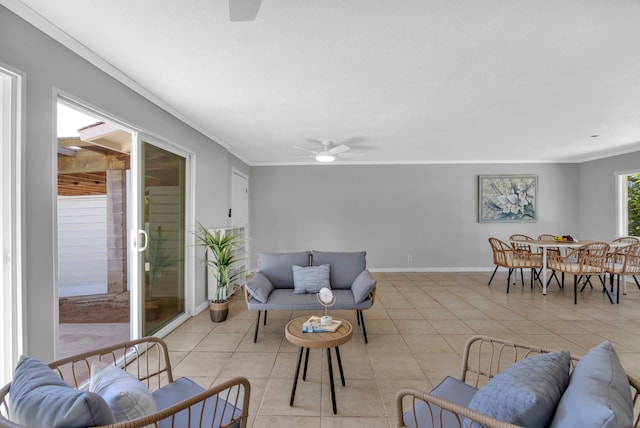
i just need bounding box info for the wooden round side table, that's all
[284,317,353,414]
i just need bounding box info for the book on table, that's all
[302,316,342,333]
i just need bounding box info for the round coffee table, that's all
[285,316,353,414]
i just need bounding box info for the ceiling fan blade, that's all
[229,0,262,22]
[293,146,318,154]
[337,152,363,158]
[291,154,315,158]
[329,144,350,154]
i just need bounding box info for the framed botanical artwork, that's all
[478,175,537,223]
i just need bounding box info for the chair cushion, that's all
[311,251,366,289]
[259,251,311,288]
[466,351,570,428]
[351,270,377,303]
[292,264,331,294]
[152,377,241,428]
[403,376,478,428]
[89,361,157,422]
[549,341,633,428]
[8,355,115,428]
[245,272,274,303]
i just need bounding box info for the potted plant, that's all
[194,223,246,322]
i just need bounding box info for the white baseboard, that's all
[369,267,494,273]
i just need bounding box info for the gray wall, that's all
[250,163,580,270]
[579,151,640,239]
[1,7,246,361]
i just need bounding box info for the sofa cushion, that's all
[311,251,366,289]
[466,351,570,428]
[90,361,157,422]
[550,341,633,428]
[351,270,377,303]
[245,272,274,303]
[152,377,241,428]
[404,376,478,428]
[247,289,373,311]
[293,264,331,294]
[9,355,115,428]
[259,251,311,288]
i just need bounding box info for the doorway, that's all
[56,101,132,356]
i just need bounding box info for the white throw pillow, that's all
[90,361,157,422]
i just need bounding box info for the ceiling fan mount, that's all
[293,139,364,163]
[229,0,262,22]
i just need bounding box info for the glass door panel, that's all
[137,140,186,336]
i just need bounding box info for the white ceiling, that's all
[7,0,640,165]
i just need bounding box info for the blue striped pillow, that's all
[292,264,330,294]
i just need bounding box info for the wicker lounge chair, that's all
[397,335,640,428]
[0,336,250,428]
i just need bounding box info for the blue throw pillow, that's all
[351,270,377,303]
[466,351,570,428]
[292,264,330,294]
[550,341,633,428]
[9,356,115,428]
[244,272,274,303]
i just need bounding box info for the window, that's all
[616,171,640,237]
[0,65,23,385]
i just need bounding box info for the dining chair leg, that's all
[520,268,525,287]
[549,270,561,288]
[507,268,513,293]
[616,274,621,304]
[633,275,640,290]
[530,268,534,288]
[623,276,628,295]
[597,277,615,304]
[573,275,578,305]
[488,265,499,286]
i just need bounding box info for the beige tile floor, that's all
[162,271,640,428]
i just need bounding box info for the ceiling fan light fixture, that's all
[315,153,336,163]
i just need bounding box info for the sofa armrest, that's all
[351,270,377,304]
[244,272,274,304]
[396,387,523,428]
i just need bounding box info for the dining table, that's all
[512,239,630,295]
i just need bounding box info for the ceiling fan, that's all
[293,140,364,163]
[229,0,262,22]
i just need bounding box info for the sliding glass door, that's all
[131,135,188,337]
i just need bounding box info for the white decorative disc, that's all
[318,287,334,304]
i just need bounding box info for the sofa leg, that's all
[355,310,360,326]
[264,310,268,325]
[254,311,261,343]
[358,310,368,344]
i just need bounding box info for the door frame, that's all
[0,64,24,385]
[55,92,196,345]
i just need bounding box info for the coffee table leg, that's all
[302,348,310,381]
[335,346,345,386]
[290,347,304,406]
[327,348,337,414]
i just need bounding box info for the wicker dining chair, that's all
[547,242,611,304]
[537,234,563,288]
[508,234,541,288]
[611,237,640,293]
[488,237,542,293]
[607,241,640,300]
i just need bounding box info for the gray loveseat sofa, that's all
[244,250,377,343]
